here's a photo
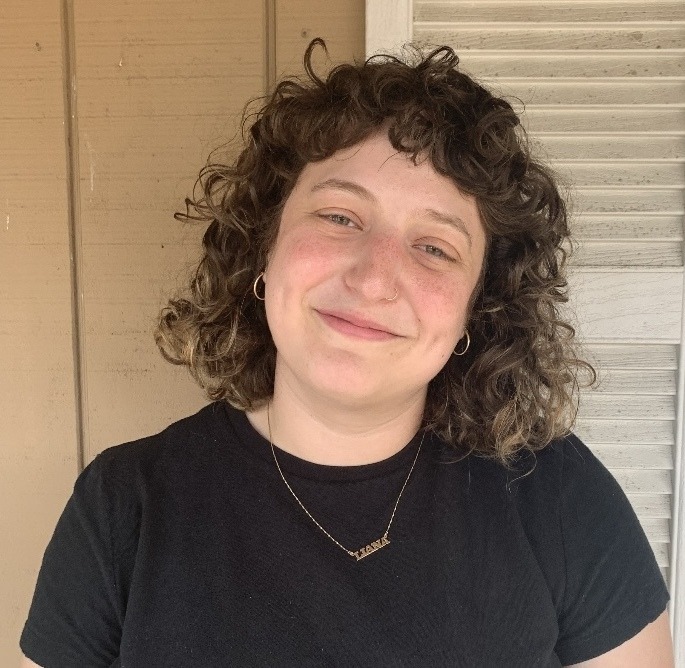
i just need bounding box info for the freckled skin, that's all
[263,132,487,412]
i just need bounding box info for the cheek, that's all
[412,274,473,338]
[268,234,336,286]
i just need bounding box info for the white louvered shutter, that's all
[367,0,685,659]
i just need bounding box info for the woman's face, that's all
[263,132,487,410]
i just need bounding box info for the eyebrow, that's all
[310,178,375,202]
[309,178,473,248]
[422,208,473,249]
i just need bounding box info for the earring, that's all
[383,289,399,302]
[452,331,470,356]
[253,272,266,301]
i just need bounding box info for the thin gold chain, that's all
[267,404,425,560]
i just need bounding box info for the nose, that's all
[343,231,402,303]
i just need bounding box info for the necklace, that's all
[267,405,425,561]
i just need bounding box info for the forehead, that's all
[292,133,481,223]
[300,133,436,185]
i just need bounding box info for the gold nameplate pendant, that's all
[353,535,390,561]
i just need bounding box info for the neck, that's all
[246,372,426,466]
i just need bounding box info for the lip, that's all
[315,309,400,341]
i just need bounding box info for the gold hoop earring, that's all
[383,289,398,302]
[253,272,266,301]
[452,330,470,356]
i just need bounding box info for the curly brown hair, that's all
[156,39,594,465]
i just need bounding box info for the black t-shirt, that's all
[21,402,669,667]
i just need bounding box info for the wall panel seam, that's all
[60,0,86,474]
[265,0,277,93]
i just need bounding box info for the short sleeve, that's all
[20,455,126,668]
[553,434,670,665]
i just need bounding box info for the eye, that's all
[320,213,358,228]
[417,243,456,262]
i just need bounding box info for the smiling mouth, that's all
[315,310,400,341]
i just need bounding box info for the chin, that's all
[275,337,445,406]
[309,363,386,404]
[307,360,432,411]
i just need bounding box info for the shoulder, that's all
[503,434,669,665]
[70,401,233,524]
[506,432,616,502]
[93,401,228,481]
[18,406,232,668]
[514,432,598,474]
[505,433,643,567]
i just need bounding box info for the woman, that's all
[21,41,673,667]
